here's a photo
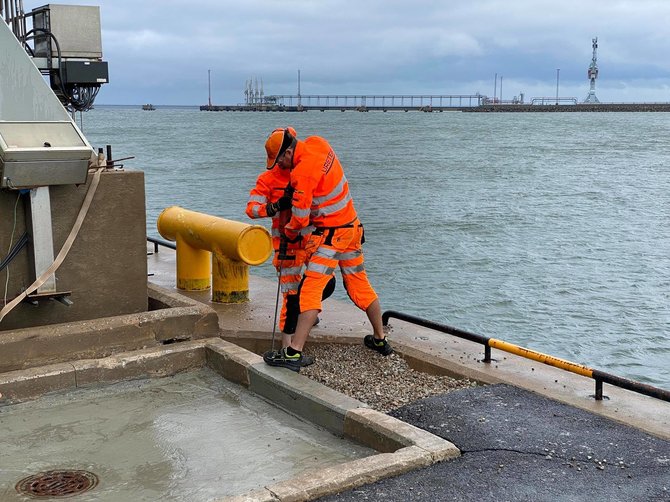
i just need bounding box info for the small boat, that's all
[142,104,156,111]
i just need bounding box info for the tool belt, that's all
[312,219,363,246]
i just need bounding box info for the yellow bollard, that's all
[157,206,272,302]
[175,233,211,290]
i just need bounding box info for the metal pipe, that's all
[488,338,593,378]
[383,310,489,345]
[157,206,272,302]
[382,310,670,403]
[146,236,175,253]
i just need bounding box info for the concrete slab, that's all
[345,408,459,461]
[247,361,367,436]
[0,282,219,374]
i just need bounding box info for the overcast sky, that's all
[22,0,670,105]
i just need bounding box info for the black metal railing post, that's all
[147,236,176,253]
[595,379,603,401]
[383,309,670,404]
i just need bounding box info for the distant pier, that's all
[200,94,670,113]
[201,94,482,112]
[200,104,469,112]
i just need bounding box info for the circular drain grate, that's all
[16,470,99,498]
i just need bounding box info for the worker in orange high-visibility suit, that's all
[261,127,392,372]
[246,128,335,367]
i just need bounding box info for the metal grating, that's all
[15,470,99,498]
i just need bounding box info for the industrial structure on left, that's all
[0,2,149,330]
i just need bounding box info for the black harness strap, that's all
[313,220,361,246]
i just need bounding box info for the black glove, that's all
[276,196,292,211]
[265,201,279,216]
[266,197,292,217]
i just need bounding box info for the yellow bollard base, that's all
[212,254,249,303]
[177,278,211,291]
[212,290,249,303]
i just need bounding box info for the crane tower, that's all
[584,37,599,103]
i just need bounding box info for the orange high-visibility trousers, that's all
[299,219,377,313]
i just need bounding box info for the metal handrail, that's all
[147,236,175,253]
[382,310,670,403]
[530,97,578,105]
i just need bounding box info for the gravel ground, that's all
[300,343,477,413]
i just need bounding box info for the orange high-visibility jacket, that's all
[284,136,357,240]
[246,167,292,251]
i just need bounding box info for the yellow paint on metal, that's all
[157,206,272,299]
[488,338,594,378]
[212,254,249,303]
[235,226,277,266]
[157,206,272,264]
[177,276,211,291]
[175,234,211,290]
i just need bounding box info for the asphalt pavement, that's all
[319,384,670,502]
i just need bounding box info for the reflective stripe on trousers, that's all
[299,221,377,313]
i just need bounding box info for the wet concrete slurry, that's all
[0,368,373,501]
[319,384,670,502]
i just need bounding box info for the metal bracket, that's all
[25,290,72,306]
[29,186,57,293]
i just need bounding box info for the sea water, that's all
[80,107,670,389]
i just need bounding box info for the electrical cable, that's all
[0,168,104,322]
[23,28,99,112]
[0,232,28,272]
[3,191,21,306]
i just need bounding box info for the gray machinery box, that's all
[33,4,103,59]
[0,121,92,188]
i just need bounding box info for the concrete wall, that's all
[0,169,147,330]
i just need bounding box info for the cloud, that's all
[19,0,670,104]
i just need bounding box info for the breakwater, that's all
[467,103,670,112]
[200,102,670,112]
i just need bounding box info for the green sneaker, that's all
[263,347,304,372]
[263,349,314,367]
[364,335,393,356]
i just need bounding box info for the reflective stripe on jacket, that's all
[245,167,291,252]
[284,136,357,240]
[246,166,312,296]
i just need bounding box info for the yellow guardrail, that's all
[382,310,669,403]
